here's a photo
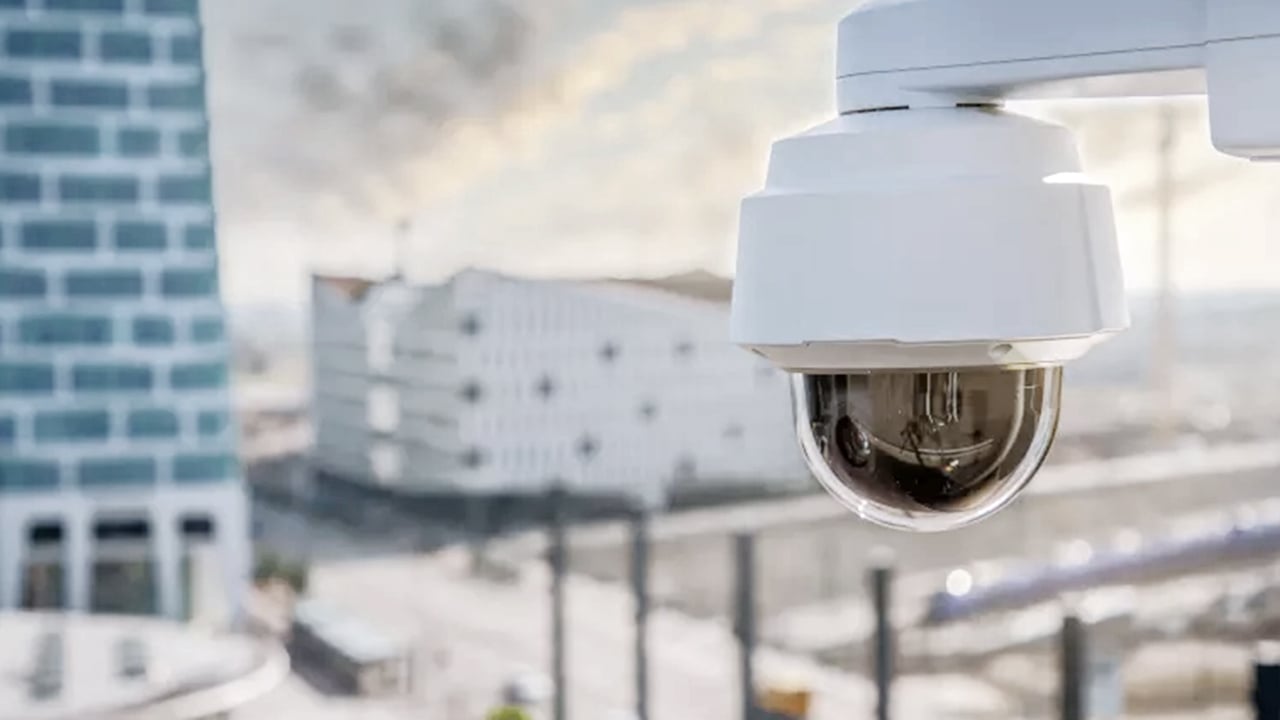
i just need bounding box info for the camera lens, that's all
[794,367,1061,532]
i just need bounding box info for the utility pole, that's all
[466,495,489,575]
[870,562,895,720]
[548,486,568,720]
[1153,103,1179,439]
[733,533,758,720]
[630,507,651,720]
[1060,613,1087,720]
[1253,645,1280,719]
[392,217,411,281]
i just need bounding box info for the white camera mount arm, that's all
[839,0,1280,160]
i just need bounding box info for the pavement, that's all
[239,548,1012,720]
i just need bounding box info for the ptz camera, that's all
[731,0,1280,531]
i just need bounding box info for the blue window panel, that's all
[0,0,20,7]
[177,128,207,157]
[22,221,95,251]
[73,364,152,391]
[132,316,174,345]
[6,123,99,155]
[0,76,32,105]
[100,31,151,63]
[60,175,139,203]
[161,268,217,297]
[118,127,159,157]
[0,417,14,446]
[47,0,126,12]
[0,364,55,394]
[196,410,229,436]
[19,314,112,345]
[65,269,143,298]
[114,221,167,251]
[173,454,235,483]
[171,34,201,64]
[35,410,109,442]
[51,79,129,108]
[147,83,203,110]
[79,457,155,488]
[191,317,224,342]
[170,362,227,390]
[6,30,82,60]
[144,0,196,15]
[0,269,46,297]
[157,175,211,203]
[183,223,214,249]
[1,173,40,201]
[0,461,59,492]
[127,408,178,438]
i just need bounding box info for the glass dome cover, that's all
[793,367,1062,532]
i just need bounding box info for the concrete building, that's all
[0,0,248,620]
[311,269,805,507]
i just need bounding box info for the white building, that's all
[311,269,805,506]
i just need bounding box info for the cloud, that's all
[204,0,849,231]
[204,0,554,221]
[204,0,1280,308]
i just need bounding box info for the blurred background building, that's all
[0,0,247,620]
[311,268,803,509]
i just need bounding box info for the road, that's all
[235,524,1012,720]
[306,550,1008,720]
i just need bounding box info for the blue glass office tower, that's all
[0,0,247,619]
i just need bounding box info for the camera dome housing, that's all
[729,107,1128,531]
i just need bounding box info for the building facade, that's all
[0,0,247,620]
[312,270,806,506]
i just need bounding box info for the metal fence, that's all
[536,487,1280,720]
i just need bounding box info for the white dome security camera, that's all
[731,0,1280,532]
[734,104,1121,533]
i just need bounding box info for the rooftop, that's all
[314,275,378,302]
[601,270,734,305]
[312,268,735,307]
[0,612,287,720]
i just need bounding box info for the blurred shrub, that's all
[254,551,309,593]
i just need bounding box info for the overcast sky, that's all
[201,0,1280,310]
